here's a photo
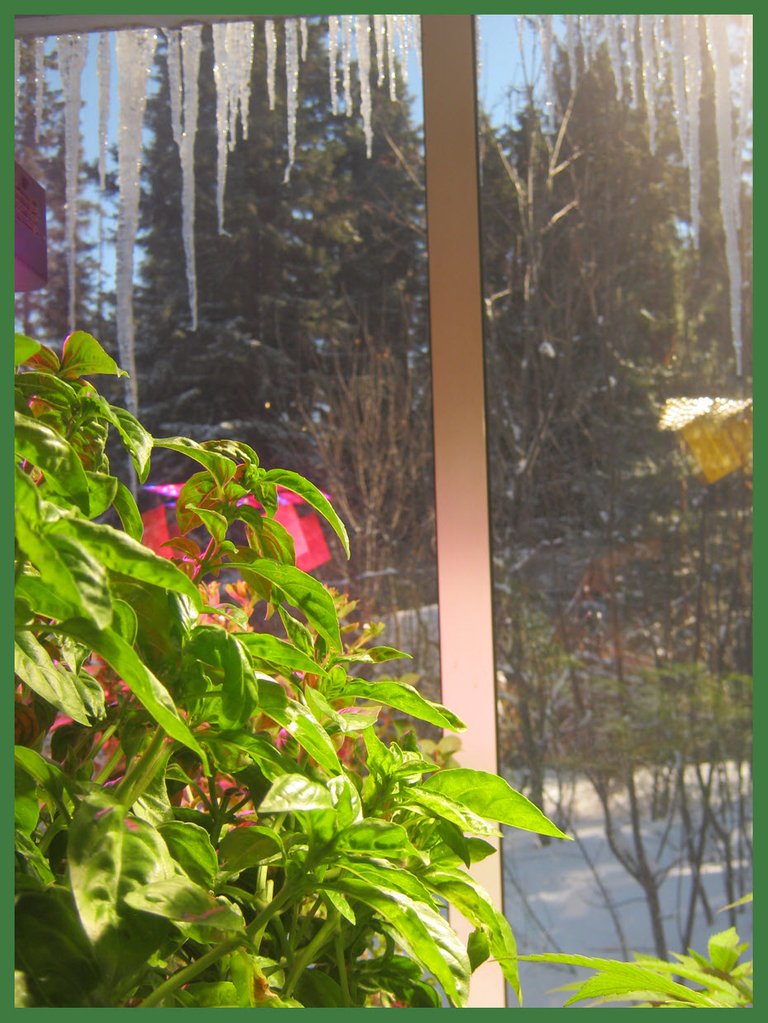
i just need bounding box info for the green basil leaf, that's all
[295,965,347,1007]
[467,927,491,972]
[15,889,100,1006]
[321,890,356,926]
[335,820,421,859]
[238,507,296,565]
[113,479,144,541]
[205,730,288,780]
[182,982,239,1007]
[238,558,341,652]
[57,620,208,769]
[50,529,114,628]
[278,606,314,654]
[326,877,470,1007]
[85,471,118,518]
[401,787,500,837]
[15,573,77,623]
[336,855,435,905]
[111,598,139,645]
[345,678,465,731]
[154,436,237,487]
[47,516,202,611]
[218,825,283,874]
[259,774,334,814]
[15,630,92,725]
[201,438,260,465]
[15,411,90,513]
[15,369,79,410]
[15,745,74,811]
[186,627,255,729]
[262,468,350,558]
[15,829,57,888]
[67,794,177,974]
[424,768,570,839]
[60,330,127,379]
[255,680,341,775]
[132,751,174,827]
[124,878,244,931]
[106,404,153,482]
[15,772,41,836]
[236,631,326,678]
[362,645,412,663]
[15,332,43,366]
[327,773,363,827]
[187,503,229,543]
[425,868,520,1000]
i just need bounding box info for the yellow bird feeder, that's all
[659,397,752,484]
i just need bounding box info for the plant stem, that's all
[93,741,124,785]
[114,727,167,808]
[283,914,339,999]
[137,883,300,1008]
[334,925,352,1007]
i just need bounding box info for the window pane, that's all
[14,16,441,709]
[477,14,752,1008]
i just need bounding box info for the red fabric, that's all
[293,508,331,572]
[274,503,310,561]
[141,504,177,558]
[141,484,332,571]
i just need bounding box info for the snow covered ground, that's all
[501,769,752,1008]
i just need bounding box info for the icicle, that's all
[34,38,45,144]
[164,26,201,330]
[328,15,340,115]
[300,17,308,62]
[397,15,410,87]
[707,16,744,375]
[355,15,373,158]
[386,14,398,101]
[411,15,422,74]
[622,15,639,109]
[15,39,20,120]
[180,26,202,330]
[373,14,386,86]
[230,22,254,145]
[640,15,657,154]
[579,15,592,69]
[165,30,183,145]
[538,15,555,123]
[669,18,689,169]
[212,24,229,233]
[341,15,353,116]
[212,22,254,234]
[283,18,300,182]
[605,16,624,102]
[57,33,89,334]
[265,18,277,111]
[733,16,752,229]
[97,34,111,190]
[115,28,157,412]
[475,13,483,81]
[565,15,578,94]
[683,15,702,247]
[653,15,667,82]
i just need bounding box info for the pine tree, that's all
[133,19,435,613]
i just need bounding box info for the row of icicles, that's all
[15,14,751,405]
[530,13,751,377]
